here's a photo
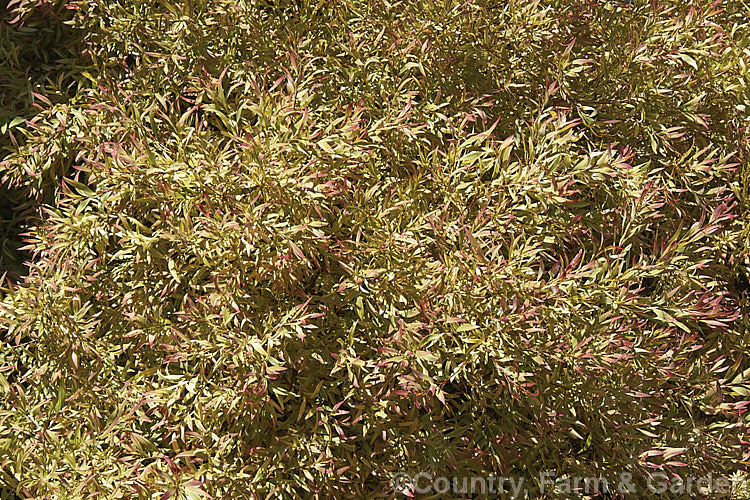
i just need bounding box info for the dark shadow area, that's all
[0,184,30,285]
[0,0,81,290]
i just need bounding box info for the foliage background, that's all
[1,0,750,498]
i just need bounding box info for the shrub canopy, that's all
[1,0,749,498]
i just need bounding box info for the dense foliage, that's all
[1,0,750,498]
